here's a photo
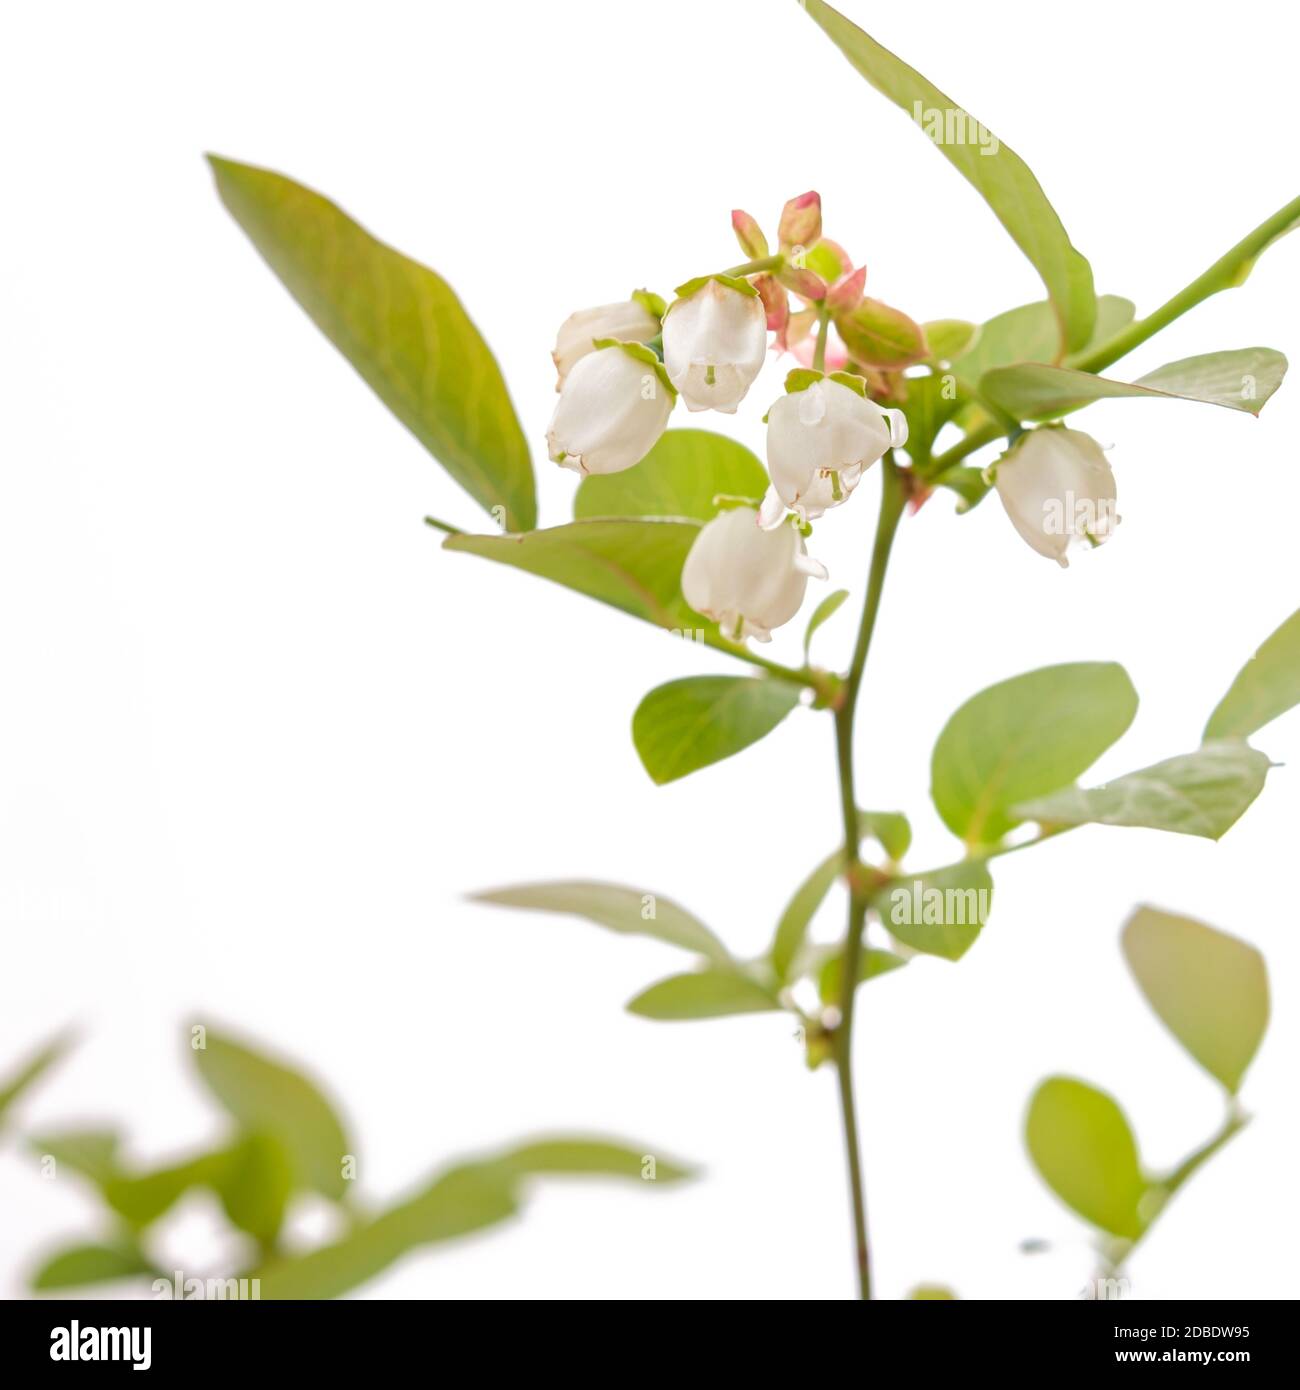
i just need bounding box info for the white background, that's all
[2,0,1297,1300]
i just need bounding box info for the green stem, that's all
[813,304,831,375]
[722,253,785,278]
[1072,195,1300,375]
[422,514,465,536]
[832,456,906,1300]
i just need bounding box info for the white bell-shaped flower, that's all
[662,277,768,413]
[682,505,827,644]
[994,426,1119,567]
[761,377,907,527]
[552,297,661,388]
[546,343,674,476]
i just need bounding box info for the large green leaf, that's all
[801,1,1096,353]
[817,947,907,1002]
[191,1029,351,1200]
[573,429,767,521]
[1025,1077,1148,1238]
[931,662,1138,845]
[208,156,535,531]
[30,1130,121,1187]
[0,1030,72,1128]
[443,519,709,634]
[102,1149,233,1228]
[1014,741,1271,841]
[949,295,1136,397]
[1122,907,1269,1093]
[626,969,781,1021]
[980,347,1287,421]
[1205,607,1300,741]
[30,1243,153,1291]
[877,862,993,961]
[469,880,731,965]
[633,675,803,785]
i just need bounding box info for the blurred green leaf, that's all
[909,1283,958,1300]
[1122,907,1269,1093]
[1014,741,1271,840]
[30,1130,121,1186]
[1205,607,1300,741]
[493,1137,694,1184]
[254,1136,690,1299]
[30,1242,153,1291]
[444,519,712,635]
[103,1149,231,1227]
[859,809,912,862]
[0,1030,72,1128]
[818,947,907,1002]
[803,589,850,658]
[801,0,1096,353]
[470,880,730,965]
[626,969,781,1021]
[214,1133,296,1246]
[191,1029,351,1200]
[932,662,1138,845]
[633,675,803,785]
[574,429,766,522]
[878,862,993,961]
[980,348,1287,421]
[771,848,844,984]
[208,156,535,530]
[1025,1076,1148,1238]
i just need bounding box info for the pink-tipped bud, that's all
[778,191,822,252]
[826,265,867,314]
[777,265,828,302]
[731,209,769,260]
[753,274,789,337]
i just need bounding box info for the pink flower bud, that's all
[778,191,823,252]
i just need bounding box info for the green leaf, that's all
[1013,741,1271,841]
[859,809,913,862]
[253,1135,689,1299]
[208,156,535,531]
[30,1243,153,1291]
[1122,907,1269,1093]
[934,465,993,512]
[899,373,963,470]
[923,320,979,364]
[191,1029,351,1200]
[30,1130,121,1186]
[214,1133,296,1245]
[626,969,781,1021]
[771,848,844,983]
[878,862,993,961]
[254,1162,519,1300]
[931,662,1138,845]
[1205,607,1300,741]
[801,0,1096,353]
[573,429,766,522]
[443,518,710,635]
[493,1137,694,1184]
[951,295,1136,395]
[909,1284,958,1300]
[1025,1076,1148,1238]
[835,297,929,368]
[102,1149,232,1227]
[803,589,850,657]
[469,880,731,965]
[818,947,907,1002]
[633,675,803,785]
[980,347,1287,421]
[0,1029,73,1128]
